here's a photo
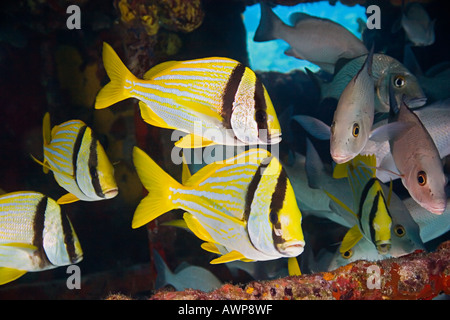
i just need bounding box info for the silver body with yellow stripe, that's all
[132,147,304,264]
[34,113,118,204]
[0,191,83,284]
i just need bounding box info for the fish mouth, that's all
[376,241,391,255]
[104,188,119,199]
[406,96,427,108]
[423,202,446,215]
[331,152,353,164]
[278,241,305,257]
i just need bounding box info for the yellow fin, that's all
[201,242,221,254]
[340,225,363,254]
[0,267,27,286]
[143,60,180,80]
[30,154,73,179]
[181,152,192,185]
[288,257,302,276]
[0,243,38,250]
[138,101,172,129]
[57,193,80,205]
[95,42,136,109]
[324,190,358,220]
[175,134,218,149]
[161,219,189,230]
[210,250,249,264]
[131,147,181,228]
[183,212,216,244]
[333,161,350,179]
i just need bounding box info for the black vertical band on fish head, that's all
[243,161,268,223]
[73,125,87,191]
[270,169,288,252]
[221,63,246,130]
[33,196,51,268]
[60,211,78,263]
[88,135,105,198]
[253,78,270,143]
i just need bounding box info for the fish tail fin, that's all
[95,42,136,110]
[0,267,27,285]
[253,3,283,42]
[152,249,173,290]
[131,146,181,229]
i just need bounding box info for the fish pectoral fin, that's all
[57,193,80,205]
[292,115,331,140]
[138,101,172,129]
[175,134,217,149]
[369,121,412,143]
[210,251,249,264]
[201,242,221,254]
[340,225,363,254]
[0,267,27,285]
[288,257,302,276]
[0,242,38,251]
[183,212,216,244]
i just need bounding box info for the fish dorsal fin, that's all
[57,193,80,205]
[183,212,216,244]
[340,225,363,254]
[288,257,301,276]
[201,242,221,255]
[143,60,180,80]
[42,112,52,145]
[210,250,249,264]
[175,134,218,149]
[289,12,315,26]
[0,267,28,285]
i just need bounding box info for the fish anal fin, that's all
[183,212,216,244]
[57,193,80,205]
[340,225,363,254]
[0,267,27,285]
[175,134,217,149]
[210,250,248,264]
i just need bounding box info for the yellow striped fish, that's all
[0,191,83,285]
[326,154,393,255]
[132,147,304,264]
[32,113,118,204]
[95,43,281,148]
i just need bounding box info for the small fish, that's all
[313,53,426,113]
[388,87,448,215]
[132,147,304,264]
[326,154,393,255]
[95,43,281,148]
[153,249,222,292]
[253,3,368,74]
[32,113,118,204]
[0,191,83,285]
[394,2,435,47]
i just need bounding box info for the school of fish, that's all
[1,2,448,290]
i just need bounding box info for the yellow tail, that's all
[131,147,181,229]
[95,42,136,109]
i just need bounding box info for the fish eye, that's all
[417,171,427,186]
[352,123,360,137]
[269,211,278,225]
[394,225,406,237]
[393,75,406,88]
[341,249,353,259]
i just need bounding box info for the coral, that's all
[148,241,450,300]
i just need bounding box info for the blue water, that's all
[244,2,367,73]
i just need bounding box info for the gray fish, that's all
[399,3,435,47]
[253,3,368,74]
[0,191,83,285]
[153,249,222,292]
[316,53,427,113]
[388,87,447,215]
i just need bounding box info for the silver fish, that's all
[388,89,447,215]
[0,191,83,285]
[399,3,435,47]
[153,249,222,292]
[329,48,375,163]
[253,3,368,74]
[317,53,427,113]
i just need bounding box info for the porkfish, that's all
[326,154,393,255]
[253,3,368,74]
[0,191,83,285]
[388,87,447,215]
[95,43,281,148]
[132,147,304,264]
[32,113,118,204]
